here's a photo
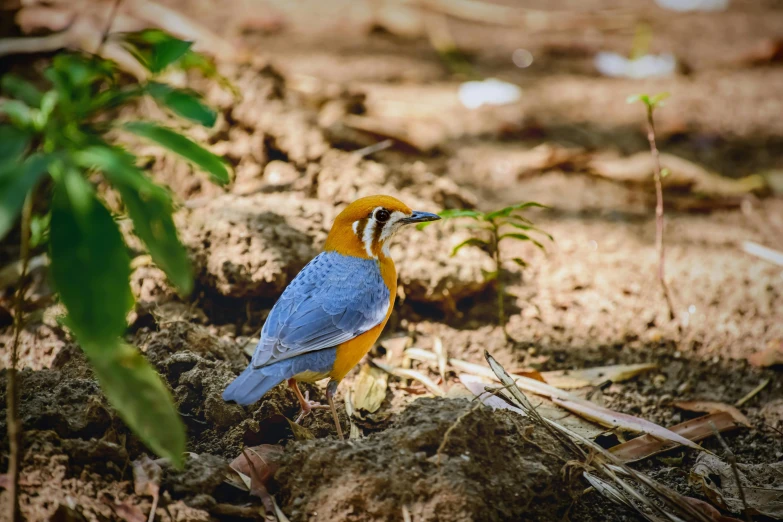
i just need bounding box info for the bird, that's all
[223,195,440,439]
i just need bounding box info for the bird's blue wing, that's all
[251,252,391,368]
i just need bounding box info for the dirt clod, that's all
[274,398,574,522]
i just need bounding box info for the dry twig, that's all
[708,422,751,522]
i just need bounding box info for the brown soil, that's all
[2,0,783,521]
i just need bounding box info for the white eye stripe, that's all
[362,218,376,258]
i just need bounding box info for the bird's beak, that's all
[401,210,441,224]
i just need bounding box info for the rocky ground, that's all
[1,0,782,520]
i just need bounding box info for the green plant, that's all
[420,202,551,338]
[0,30,231,469]
[627,92,675,321]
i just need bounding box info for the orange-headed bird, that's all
[223,195,440,438]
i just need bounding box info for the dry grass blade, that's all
[551,397,708,453]
[610,412,742,463]
[406,348,656,390]
[485,351,714,522]
[407,348,580,401]
[372,360,445,396]
[541,363,658,390]
[674,402,751,428]
[433,337,447,382]
[735,378,771,407]
[743,241,783,267]
[584,472,667,522]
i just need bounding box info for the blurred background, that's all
[1,1,782,521]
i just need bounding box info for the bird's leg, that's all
[326,380,345,441]
[288,379,328,424]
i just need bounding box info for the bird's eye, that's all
[375,209,391,223]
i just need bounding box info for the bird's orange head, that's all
[323,195,440,259]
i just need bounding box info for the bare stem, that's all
[6,192,34,522]
[644,105,675,321]
[491,223,509,339]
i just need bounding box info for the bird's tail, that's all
[222,364,288,406]
[223,348,337,406]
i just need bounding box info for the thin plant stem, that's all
[644,104,675,321]
[6,192,34,522]
[95,0,123,56]
[491,221,509,339]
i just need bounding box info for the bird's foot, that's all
[294,391,329,424]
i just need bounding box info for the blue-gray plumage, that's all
[251,252,390,368]
[223,348,337,406]
[222,252,390,405]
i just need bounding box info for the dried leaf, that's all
[459,374,609,441]
[228,445,284,490]
[610,412,742,463]
[673,401,751,428]
[132,455,161,522]
[373,360,445,396]
[690,453,783,519]
[352,363,388,413]
[542,363,658,389]
[286,418,315,441]
[748,339,783,368]
[132,456,161,498]
[551,397,707,453]
[680,496,744,522]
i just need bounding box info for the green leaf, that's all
[0,100,35,128]
[481,269,498,281]
[126,30,193,73]
[146,82,216,127]
[122,122,230,184]
[0,153,53,241]
[76,146,193,293]
[0,125,31,172]
[511,257,528,268]
[649,92,670,106]
[83,339,185,468]
[486,201,547,220]
[150,39,193,74]
[49,173,133,344]
[438,209,484,220]
[451,237,490,256]
[178,51,239,98]
[626,94,647,105]
[505,221,554,241]
[627,92,669,109]
[418,208,483,230]
[1,74,44,107]
[498,233,546,252]
[29,212,50,248]
[53,53,115,85]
